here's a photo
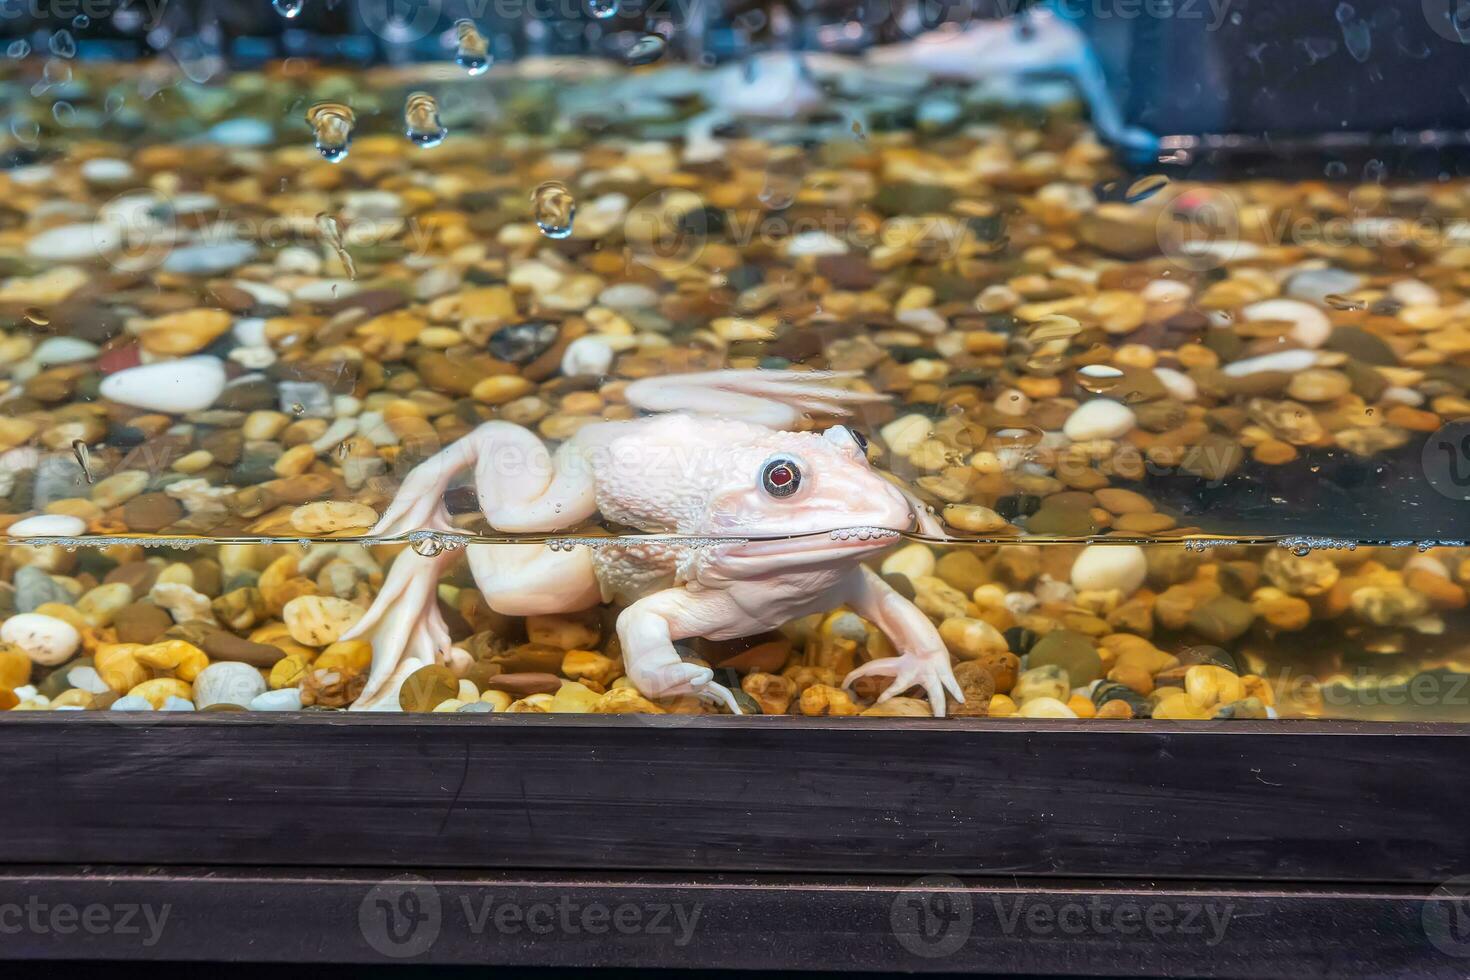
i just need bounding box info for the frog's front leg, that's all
[836,565,965,716]
[617,589,744,714]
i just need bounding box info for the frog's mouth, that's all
[722,526,905,568]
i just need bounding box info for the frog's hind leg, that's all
[468,543,602,616]
[623,370,888,427]
[371,421,596,537]
[348,422,598,710]
[343,545,455,710]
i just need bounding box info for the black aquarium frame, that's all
[1,713,1469,975]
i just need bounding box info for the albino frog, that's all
[343,370,964,714]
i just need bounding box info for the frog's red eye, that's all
[760,458,802,498]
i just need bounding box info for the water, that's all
[0,22,1467,721]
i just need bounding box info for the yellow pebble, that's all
[550,680,602,713]
[269,652,312,690]
[315,639,372,673]
[127,677,192,708]
[987,694,1017,717]
[32,602,86,632]
[479,690,513,711]
[273,444,318,478]
[52,689,94,708]
[133,640,210,682]
[95,643,148,693]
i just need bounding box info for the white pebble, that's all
[32,337,100,366]
[7,514,86,538]
[785,231,849,258]
[193,661,268,709]
[0,613,80,666]
[1222,350,1318,378]
[80,157,135,185]
[110,695,155,712]
[1063,399,1136,441]
[1141,279,1191,304]
[561,335,615,377]
[232,317,268,346]
[160,696,196,712]
[249,688,304,712]
[1243,299,1331,349]
[1382,386,1424,406]
[1390,279,1439,307]
[1070,545,1148,596]
[1153,366,1198,401]
[26,222,121,261]
[99,355,226,413]
[880,414,934,455]
[66,666,112,695]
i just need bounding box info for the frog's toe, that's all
[701,681,743,715]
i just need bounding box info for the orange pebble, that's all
[1385,406,1441,432]
[1066,693,1097,718]
[1253,439,1297,465]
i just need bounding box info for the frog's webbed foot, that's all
[343,546,454,711]
[617,590,743,714]
[836,566,963,716]
[624,370,888,428]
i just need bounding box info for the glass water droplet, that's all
[273,0,304,17]
[454,19,490,75]
[317,212,357,280]
[625,33,666,66]
[7,40,30,58]
[532,180,576,239]
[72,14,89,28]
[586,0,619,19]
[403,92,447,148]
[306,101,355,162]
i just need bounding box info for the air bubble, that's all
[624,33,666,66]
[49,30,76,59]
[403,92,447,148]
[305,101,355,162]
[454,19,490,75]
[586,0,619,19]
[531,180,576,239]
[273,0,304,17]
